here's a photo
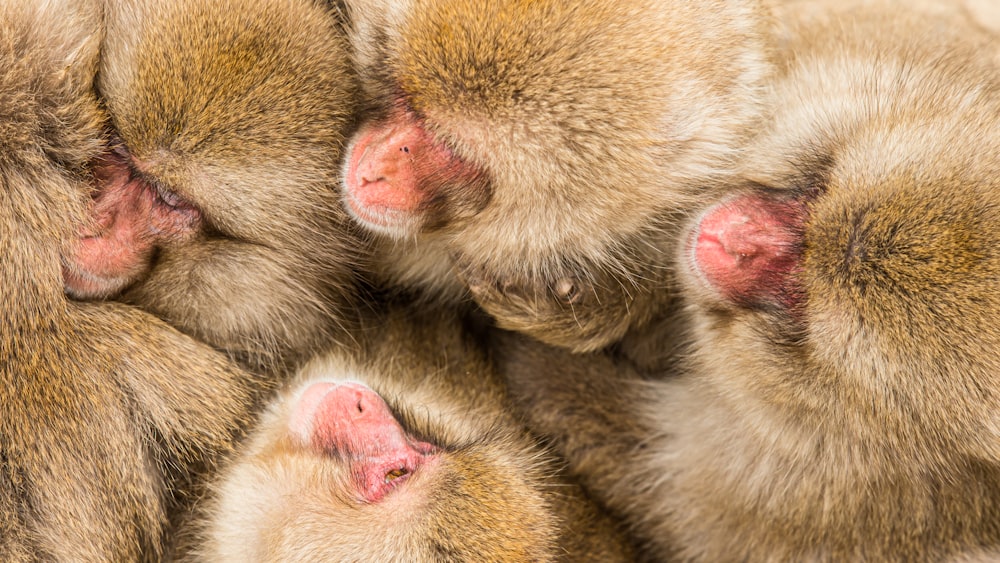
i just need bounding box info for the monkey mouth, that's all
[352,446,439,504]
[340,188,425,238]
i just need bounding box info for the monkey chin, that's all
[61,255,141,300]
[340,188,426,240]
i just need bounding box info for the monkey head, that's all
[198,358,570,562]
[679,127,1000,470]
[340,0,774,350]
[61,0,367,372]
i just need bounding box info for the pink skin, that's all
[342,109,480,232]
[62,147,201,299]
[289,381,438,504]
[693,194,806,309]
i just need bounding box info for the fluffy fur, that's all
[501,3,1000,560]
[0,1,261,559]
[187,304,633,562]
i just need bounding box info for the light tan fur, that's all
[187,304,634,562]
[343,0,775,366]
[0,1,263,559]
[773,0,1000,37]
[502,4,1000,560]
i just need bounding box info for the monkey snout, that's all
[289,382,374,444]
[693,194,805,308]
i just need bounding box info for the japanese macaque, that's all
[186,305,633,562]
[340,0,775,365]
[0,1,262,559]
[501,4,1000,561]
[62,0,366,374]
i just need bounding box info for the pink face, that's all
[341,108,489,237]
[288,381,438,503]
[62,143,201,299]
[688,193,807,310]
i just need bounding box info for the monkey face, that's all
[341,108,493,238]
[202,368,563,562]
[341,0,774,341]
[680,156,1000,456]
[61,0,366,371]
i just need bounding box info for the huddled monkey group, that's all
[5,0,1000,560]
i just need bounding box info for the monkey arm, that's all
[492,329,655,521]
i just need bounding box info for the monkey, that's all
[184,304,634,562]
[62,0,367,376]
[337,0,775,369]
[498,3,1000,560]
[0,0,266,559]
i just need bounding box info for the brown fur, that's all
[342,0,775,368]
[659,8,1000,556]
[70,0,367,375]
[502,4,1000,560]
[501,5,1000,561]
[186,304,633,562]
[495,333,664,560]
[0,1,262,559]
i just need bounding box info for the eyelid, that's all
[152,182,188,209]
